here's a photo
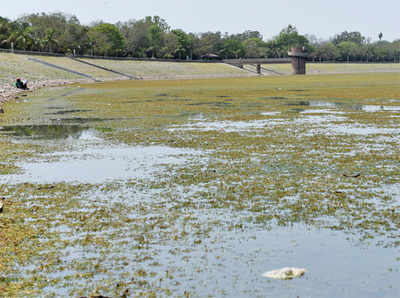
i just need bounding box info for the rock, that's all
[121,289,129,298]
[262,267,306,280]
[79,296,110,298]
[343,172,361,178]
[0,198,5,213]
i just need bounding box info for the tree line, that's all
[0,12,399,62]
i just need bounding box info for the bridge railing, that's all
[0,48,65,57]
[223,58,292,64]
[0,48,217,63]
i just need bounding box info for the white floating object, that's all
[262,267,306,280]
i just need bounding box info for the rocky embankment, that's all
[0,79,86,112]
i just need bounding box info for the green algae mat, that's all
[0,73,400,297]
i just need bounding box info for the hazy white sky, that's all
[3,0,399,41]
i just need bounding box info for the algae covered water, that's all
[0,74,399,297]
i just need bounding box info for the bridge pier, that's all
[288,47,307,75]
[224,58,303,75]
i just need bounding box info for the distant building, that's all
[201,53,221,61]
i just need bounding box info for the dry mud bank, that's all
[0,52,253,110]
[0,79,87,108]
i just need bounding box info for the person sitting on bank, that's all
[15,78,28,90]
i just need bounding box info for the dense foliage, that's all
[0,13,399,61]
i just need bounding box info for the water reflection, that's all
[0,125,89,139]
[51,117,114,124]
[285,100,400,112]
[45,109,92,115]
[288,108,306,113]
[287,101,310,106]
[188,101,233,107]
[2,145,202,184]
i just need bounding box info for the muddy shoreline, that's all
[0,73,254,111]
[0,79,92,110]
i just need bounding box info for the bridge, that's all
[223,48,308,75]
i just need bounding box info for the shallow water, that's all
[1,80,400,297]
[160,225,399,298]
[45,109,92,115]
[0,124,89,139]
[285,100,400,113]
[310,123,400,136]
[1,144,202,184]
[168,119,281,132]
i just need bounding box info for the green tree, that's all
[43,29,58,52]
[265,40,281,58]
[159,32,178,58]
[20,13,88,54]
[171,29,191,59]
[371,41,395,61]
[393,40,400,62]
[243,37,266,58]
[314,42,339,61]
[195,31,223,57]
[337,41,362,61]
[58,18,88,54]
[88,23,125,56]
[147,23,163,58]
[0,17,12,49]
[270,25,309,57]
[3,22,34,50]
[219,38,245,59]
[333,31,365,46]
[145,16,170,58]
[118,19,151,57]
[231,30,263,42]
[23,13,67,52]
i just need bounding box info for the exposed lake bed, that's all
[0,73,399,297]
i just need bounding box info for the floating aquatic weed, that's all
[300,109,346,115]
[50,117,113,124]
[259,96,288,100]
[308,123,400,136]
[167,119,284,133]
[2,73,400,297]
[286,101,310,106]
[46,106,65,110]
[45,109,92,115]
[187,101,233,107]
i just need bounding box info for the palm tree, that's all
[87,39,95,56]
[2,23,34,50]
[0,20,12,49]
[43,29,58,53]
